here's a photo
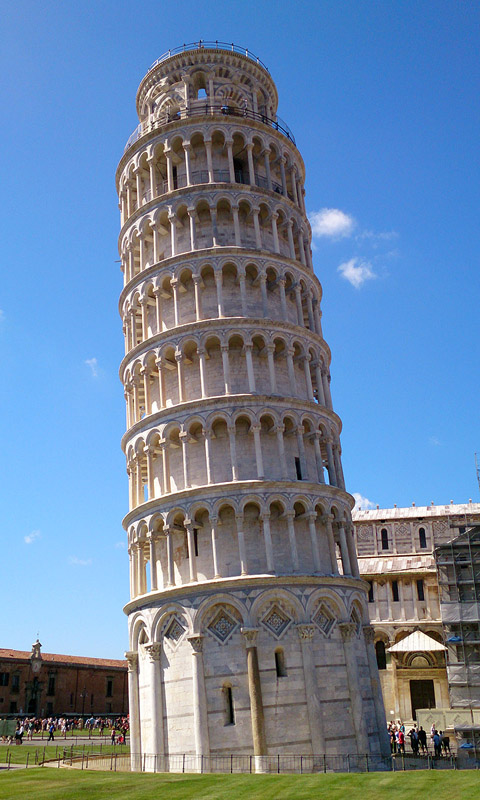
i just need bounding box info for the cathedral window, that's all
[391,580,399,602]
[417,579,425,601]
[381,528,389,550]
[419,527,427,549]
[368,581,374,603]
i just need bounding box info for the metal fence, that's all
[125,105,295,152]
[62,750,480,774]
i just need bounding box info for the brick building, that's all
[0,640,128,718]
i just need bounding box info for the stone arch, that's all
[151,603,192,643]
[129,613,150,650]
[194,594,247,635]
[250,588,305,628]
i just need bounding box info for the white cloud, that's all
[309,208,356,239]
[338,257,376,289]
[24,530,41,544]
[352,493,376,511]
[429,436,442,447]
[68,556,92,566]
[85,357,99,377]
[114,541,126,549]
[356,229,398,243]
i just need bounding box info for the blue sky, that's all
[1,1,479,658]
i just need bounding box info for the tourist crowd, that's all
[2,715,129,745]
[388,720,451,756]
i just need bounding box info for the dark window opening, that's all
[275,649,287,677]
[368,582,374,603]
[0,674,9,687]
[47,676,55,696]
[46,702,53,715]
[295,457,302,480]
[10,701,17,714]
[233,158,245,184]
[381,528,389,550]
[106,679,113,698]
[11,675,19,693]
[419,528,427,549]
[224,686,235,725]
[172,165,178,190]
[375,640,387,670]
[392,580,399,602]
[417,579,425,601]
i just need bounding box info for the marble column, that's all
[297,625,325,754]
[187,635,211,770]
[241,628,267,770]
[144,643,165,769]
[363,626,390,756]
[125,651,141,765]
[339,623,370,755]
[261,513,275,573]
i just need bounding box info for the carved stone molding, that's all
[241,627,259,647]
[362,625,375,645]
[187,634,204,653]
[144,642,162,662]
[296,624,315,641]
[339,622,357,643]
[125,650,138,672]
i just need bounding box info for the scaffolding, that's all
[435,525,480,750]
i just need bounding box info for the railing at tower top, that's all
[124,105,295,153]
[146,41,270,74]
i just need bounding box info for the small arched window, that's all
[275,649,287,678]
[381,528,389,550]
[375,640,387,670]
[223,685,235,725]
[419,527,427,549]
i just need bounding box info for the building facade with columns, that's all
[353,501,480,724]
[118,42,388,769]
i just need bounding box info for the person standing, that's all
[47,722,55,742]
[418,726,427,754]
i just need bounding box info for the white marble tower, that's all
[117,42,389,770]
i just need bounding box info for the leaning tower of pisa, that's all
[117,42,389,771]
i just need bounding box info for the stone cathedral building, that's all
[116,42,388,769]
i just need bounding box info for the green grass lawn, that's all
[0,769,479,800]
[0,743,128,766]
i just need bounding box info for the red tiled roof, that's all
[0,649,126,669]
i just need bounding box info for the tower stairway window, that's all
[275,649,287,677]
[223,685,235,725]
